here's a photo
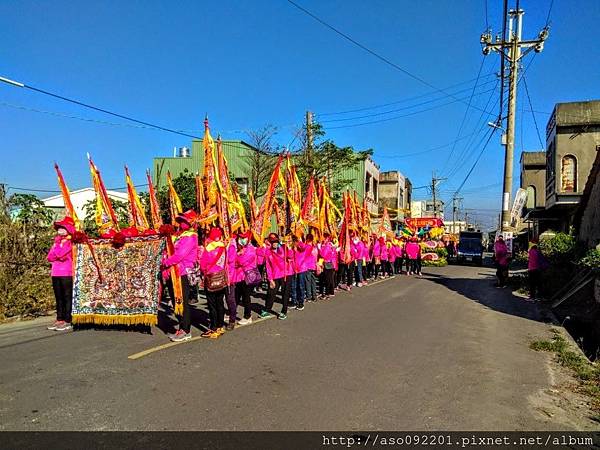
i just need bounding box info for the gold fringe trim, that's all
[72,313,157,327]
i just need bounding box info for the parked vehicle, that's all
[456,231,484,266]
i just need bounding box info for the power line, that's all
[323,87,498,130]
[316,72,497,116]
[319,81,496,123]
[7,183,149,194]
[2,79,203,139]
[521,74,545,148]
[454,128,498,195]
[440,56,488,174]
[374,130,482,160]
[286,0,501,116]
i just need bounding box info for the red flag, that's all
[54,163,81,230]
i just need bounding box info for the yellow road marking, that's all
[128,336,204,360]
[128,315,276,360]
[128,278,400,360]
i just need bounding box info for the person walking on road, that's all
[47,217,76,332]
[261,233,291,320]
[233,230,258,326]
[494,235,510,288]
[527,239,547,301]
[199,226,228,339]
[162,210,199,342]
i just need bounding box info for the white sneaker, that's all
[237,317,253,326]
[55,322,72,331]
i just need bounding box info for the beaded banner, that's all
[72,235,165,326]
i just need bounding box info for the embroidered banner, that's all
[72,235,165,326]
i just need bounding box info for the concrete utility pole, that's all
[452,195,463,234]
[481,6,549,231]
[431,172,446,218]
[306,110,313,164]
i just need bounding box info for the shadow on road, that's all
[423,271,551,324]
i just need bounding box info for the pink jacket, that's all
[226,241,237,285]
[47,237,73,277]
[199,242,227,275]
[319,242,336,264]
[357,241,369,260]
[266,246,286,281]
[373,240,388,261]
[234,243,257,283]
[405,242,420,260]
[528,246,547,271]
[350,240,361,261]
[256,245,266,265]
[294,242,314,273]
[494,240,510,267]
[163,231,198,275]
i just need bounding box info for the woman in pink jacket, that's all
[319,233,336,298]
[302,233,318,302]
[199,226,227,339]
[261,233,292,320]
[47,217,75,331]
[405,237,422,276]
[162,210,199,342]
[234,230,258,325]
[373,237,386,279]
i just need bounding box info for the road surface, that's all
[0,263,577,430]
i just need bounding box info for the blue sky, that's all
[1,0,598,229]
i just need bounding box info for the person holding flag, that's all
[162,210,198,342]
[261,233,291,320]
[199,226,228,338]
[233,230,258,325]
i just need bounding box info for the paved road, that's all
[0,264,563,430]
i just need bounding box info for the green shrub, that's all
[539,232,577,263]
[422,257,447,267]
[578,249,600,269]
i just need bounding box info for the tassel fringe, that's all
[72,314,157,327]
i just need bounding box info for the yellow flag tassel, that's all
[72,313,157,327]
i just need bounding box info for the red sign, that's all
[405,217,443,230]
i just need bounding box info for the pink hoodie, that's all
[163,231,199,275]
[256,245,266,265]
[319,241,336,265]
[294,242,315,273]
[199,241,227,275]
[350,239,361,261]
[494,240,510,266]
[234,243,257,283]
[373,240,388,261]
[285,246,295,277]
[266,245,286,281]
[226,240,237,285]
[405,242,420,260]
[47,236,73,277]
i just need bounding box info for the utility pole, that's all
[481,5,549,231]
[431,172,446,218]
[452,195,463,235]
[306,110,313,165]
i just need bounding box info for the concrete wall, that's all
[578,153,600,249]
[520,151,546,209]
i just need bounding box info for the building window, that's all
[561,155,577,193]
[365,173,371,194]
[526,185,536,209]
[373,179,378,201]
[235,177,249,195]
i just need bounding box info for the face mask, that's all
[272,242,280,249]
[239,238,248,246]
[57,228,68,236]
[353,238,359,244]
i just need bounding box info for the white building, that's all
[42,187,129,221]
[443,221,468,235]
[410,200,444,219]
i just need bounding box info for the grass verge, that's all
[531,328,600,415]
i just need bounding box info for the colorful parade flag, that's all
[88,155,119,235]
[54,162,81,231]
[251,154,284,245]
[301,176,320,232]
[202,116,219,210]
[195,173,205,213]
[248,189,258,225]
[146,169,162,230]
[166,171,183,225]
[125,166,149,231]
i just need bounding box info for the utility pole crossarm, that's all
[479,6,549,232]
